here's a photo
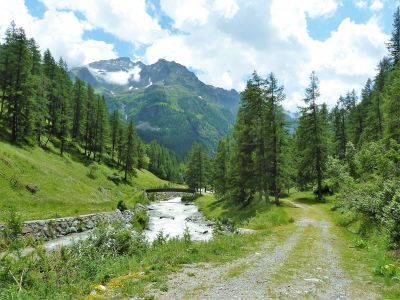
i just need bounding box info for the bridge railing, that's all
[145,188,196,194]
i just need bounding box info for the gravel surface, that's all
[147,203,378,300]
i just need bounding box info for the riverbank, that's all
[0,194,291,299]
[146,193,388,299]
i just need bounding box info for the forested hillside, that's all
[205,8,400,250]
[70,58,240,156]
[0,22,184,185]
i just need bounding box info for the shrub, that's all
[131,209,150,231]
[87,162,100,179]
[117,200,128,212]
[153,231,168,247]
[181,193,200,203]
[107,172,124,185]
[82,221,148,257]
[382,191,400,245]
[183,225,191,245]
[1,210,24,250]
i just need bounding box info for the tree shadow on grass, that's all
[292,197,325,205]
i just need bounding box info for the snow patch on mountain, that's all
[145,78,153,88]
[87,65,141,85]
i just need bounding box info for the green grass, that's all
[283,191,400,299]
[196,194,291,226]
[327,205,400,299]
[0,198,291,299]
[0,141,169,222]
[95,205,292,298]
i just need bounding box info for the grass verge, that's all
[0,194,291,299]
[0,141,169,222]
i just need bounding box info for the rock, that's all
[135,203,147,211]
[235,228,257,234]
[202,230,208,234]
[98,186,107,195]
[304,278,321,283]
[86,220,95,229]
[26,184,39,194]
[22,227,33,234]
[159,216,174,220]
[94,285,107,293]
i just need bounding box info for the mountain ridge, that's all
[70,58,240,156]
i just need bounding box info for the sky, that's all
[0,0,397,111]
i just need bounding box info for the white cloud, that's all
[370,0,384,11]
[355,0,368,9]
[0,0,390,112]
[0,0,117,67]
[0,0,35,37]
[354,0,384,11]
[39,0,166,45]
[145,0,388,111]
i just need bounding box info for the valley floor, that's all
[147,199,381,299]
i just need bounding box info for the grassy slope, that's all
[0,141,169,222]
[81,195,292,298]
[284,191,400,299]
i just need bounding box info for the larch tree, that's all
[213,139,228,196]
[124,120,138,181]
[264,73,287,205]
[388,7,400,65]
[295,71,328,202]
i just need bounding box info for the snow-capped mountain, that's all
[70,58,240,156]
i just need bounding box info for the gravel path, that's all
[148,202,378,300]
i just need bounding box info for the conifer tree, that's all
[43,50,58,137]
[332,96,347,159]
[124,120,138,181]
[264,73,287,205]
[110,109,120,162]
[84,85,96,157]
[388,7,400,65]
[185,142,210,192]
[93,96,109,162]
[213,139,228,196]
[383,65,400,143]
[117,126,125,166]
[231,75,262,203]
[72,79,86,141]
[295,72,328,201]
[6,25,32,142]
[56,58,71,155]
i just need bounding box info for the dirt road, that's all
[148,201,379,299]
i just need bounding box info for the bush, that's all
[117,200,128,212]
[382,191,400,245]
[340,179,400,246]
[181,193,200,203]
[87,162,100,179]
[131,209,150,231]
[107,172,124,185]
[80,221,148,257]
[1,210,24,250]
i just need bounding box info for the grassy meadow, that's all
[0,141,169,222]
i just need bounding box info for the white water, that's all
[13,197,212,256]
[145,197,213,242]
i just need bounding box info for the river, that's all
[35,196,212,252]
[145,197,213,242]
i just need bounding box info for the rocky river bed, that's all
[145,197,213,242]
[27,196,213,252]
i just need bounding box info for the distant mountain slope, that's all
[70,58,240,156]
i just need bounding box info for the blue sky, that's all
[0,0,396,111]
